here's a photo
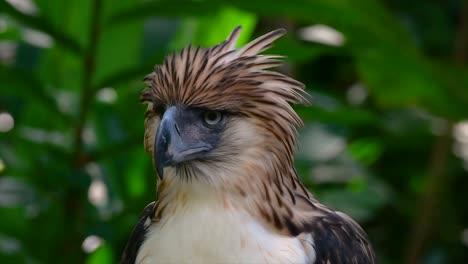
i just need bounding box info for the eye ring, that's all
[202,111,223,126]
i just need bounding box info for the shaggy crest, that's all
[141,26,307,109]
[141,26,308,160]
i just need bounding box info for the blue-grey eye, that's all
[203,111,222,126]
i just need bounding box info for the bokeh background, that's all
[1,0,468,263]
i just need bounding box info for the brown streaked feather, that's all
[237,28,286,57]
[216,25,242,53]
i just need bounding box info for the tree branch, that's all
[404,1,468,263]
[404,127,452,264]
[61,0,102,263]
[72,0,103,162]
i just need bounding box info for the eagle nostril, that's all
[174,123,181,137]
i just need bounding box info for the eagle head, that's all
[141,26,307,191]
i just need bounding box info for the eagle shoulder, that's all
[120,201,156,264]
[306,208,376,264]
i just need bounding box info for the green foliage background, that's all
[1,0,467,263]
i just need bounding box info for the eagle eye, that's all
[202,111,223,126]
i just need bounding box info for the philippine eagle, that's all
[121,26,376,264]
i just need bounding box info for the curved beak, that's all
[154,107,210,179]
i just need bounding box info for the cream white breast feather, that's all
[136,189,314,264]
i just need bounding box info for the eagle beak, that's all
[154,106,210,179]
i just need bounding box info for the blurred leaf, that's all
[96,55,162,88]
[348,176,368,192]
[270,38,341,63]
[0,207,28,238]
[0,177,36,208]
[35,0,92,48]
[86,243,114,264]
[170,6,256,48]
[318,177,391,222]
[355,45,468,119]
[0,24,20,41]
[296,106,379,126]
[0,0,82,54]
[349,138,383,164]
[108,0,224,24]
[0,234,21,255]
[429,61,468,108]
[94,18,144,86]
[125,151,148,198]
[0,65,70,123]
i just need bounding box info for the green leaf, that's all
[125,151,149,198]
[355,44,468,120]
[169,6,256,49]
[296,106,379,126]
[108,0,224,25]
[86,243,114,264]
[94,18,144,86]
[0,24,20,41]
[0,65,70,123]
[318,178,391,222]
[349,138,383,165]
[0,0,82,54]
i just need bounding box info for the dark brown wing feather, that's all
[307,210,376,264]
[120,202,156,264]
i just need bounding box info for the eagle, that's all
[121,26,376,264]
